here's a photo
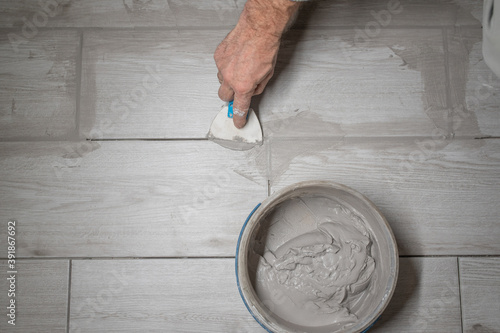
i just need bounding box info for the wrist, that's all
[239,0,300,39]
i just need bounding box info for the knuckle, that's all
[232,82,253,96]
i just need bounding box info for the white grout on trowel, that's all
[207,101,263,151]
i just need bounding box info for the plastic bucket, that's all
[236,181,398,333]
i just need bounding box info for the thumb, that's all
[232,93,252,129]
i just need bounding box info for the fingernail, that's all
[234,119,246,129]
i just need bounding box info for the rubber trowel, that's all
[207,101,263,151]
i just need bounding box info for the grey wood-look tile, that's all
[296,0,481,28]
[0,259,69,332]
[167,0,245,27]
[69,258,461,332]
[0,141,267,258]
[0,30,78,140]
[269,137,500,256]
[0,0,246,28]
[371,257,461,332]
[259,28,449,139]
[0,0,176,28]
[460,257,500,333]
[447,27,500,138]
[0,0,481,29]
[81,28,450,139]
[80,30,225,139]
[69,259,265,332]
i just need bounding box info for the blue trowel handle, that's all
[227,101,234,118]
[227,101,249,120]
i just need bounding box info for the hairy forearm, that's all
[239,0,301,38]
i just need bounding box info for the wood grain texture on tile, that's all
[0,141,267,258]
[80,30,225,139]
[0,0,246,28]
[0,0,175,28]
[69,258,462,333]
[0,30,78,139]
[0,259,69,332]
[295,0,482,28]
[259,28,449,138]
[80,28,451,139]
[70,259,265,333]
[460,257,500,333]
[0,0,482,29]
[167,0,245,27]
[269,137,500,256]
[371,257,461,332]
[447,27,500,138]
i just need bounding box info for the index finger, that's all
[232,93,252,129]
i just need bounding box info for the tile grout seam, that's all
[66,259,72,333]
[267,139,272,197]
[5,256,238,261]
[441,26,454,137]
[0,24,482,33]
[457,257,464,333]
[5,254,500,261]
[74,30,84,139]
[2,135,500,144]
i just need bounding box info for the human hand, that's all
[214,22,279,128]
[214,0,300,129]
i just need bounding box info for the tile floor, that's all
[0,0,499,332]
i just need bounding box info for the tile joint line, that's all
[75,30,84,139]
[441,27,454,137]
[457,257,464,333]
[66,260,72,333]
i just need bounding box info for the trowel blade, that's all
[207,104,263,151]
